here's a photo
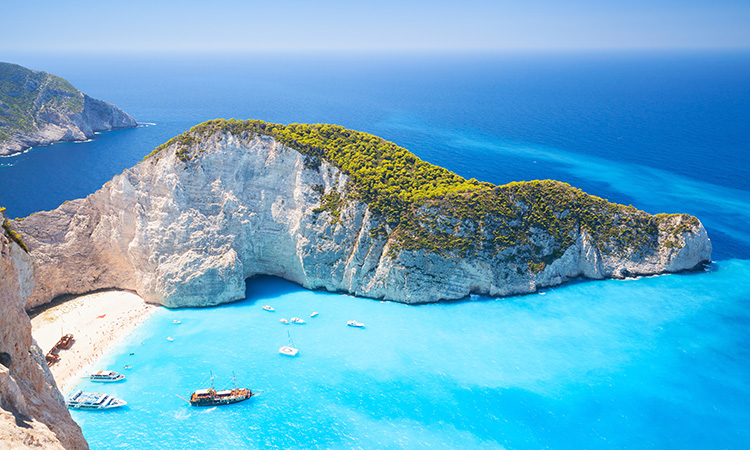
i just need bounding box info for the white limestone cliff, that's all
[14,131,711,309]
[0,211,88,449]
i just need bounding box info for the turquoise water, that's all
[1,52,749,448]
[72,264,750,449]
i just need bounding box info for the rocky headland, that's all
[0,62,137,156]
[15,119,711,309]
[0,209,88,449]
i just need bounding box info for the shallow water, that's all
[2,51,748,448]
[72,262,750,449]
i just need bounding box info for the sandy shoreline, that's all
[30,290,158,395]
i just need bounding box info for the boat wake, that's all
[173,409,192,420]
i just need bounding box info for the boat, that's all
[290,317,306,324]
[279,331,299,356]
[45,352,60,365]
[57,334,74,350]
[262,305,275,312]
[280,318,289,324]
[167,337,174,341]
[310,311,319,317]
[89,370,125,382]
[173,319,181,324]
[347,320,365,328]
[188,372,253,407]
[67,390,127,410]
[123,365,132,370]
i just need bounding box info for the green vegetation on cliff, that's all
[0,207,29,253]
[0,62,83,143]
[149,119,699,269]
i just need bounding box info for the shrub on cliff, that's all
[147,119,696,269]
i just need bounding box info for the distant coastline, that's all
[0,62,138,157]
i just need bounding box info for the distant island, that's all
[0,62,137,156]
[15,119,712,309]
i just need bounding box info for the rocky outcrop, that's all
[0,62,137,156]
[14,122,712,309]
[0,210,88,449]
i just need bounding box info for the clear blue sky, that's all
[2,0,748,52]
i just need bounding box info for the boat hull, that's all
[67,400,127,410]
[190,393,253,407]
[67,391,127,410]
[279,346,299,356]
[189,388,254,407]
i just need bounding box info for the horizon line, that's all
[2,46,750,55]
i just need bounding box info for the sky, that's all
[1,0,749,52]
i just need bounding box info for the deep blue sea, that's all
[1,51,749,449]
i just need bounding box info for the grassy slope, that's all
[0,62,83,143]
[147,119,698,271]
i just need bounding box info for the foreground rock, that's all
[0,62,137,156]
[0,210,88,449]
[15,120,711,309]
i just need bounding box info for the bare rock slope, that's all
[15,120,711,309]
[0,62,137,156]
[0,210,88,449]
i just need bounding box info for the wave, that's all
[0,148,31,158]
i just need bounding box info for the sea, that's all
[1,51,749,449]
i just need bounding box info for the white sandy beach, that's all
[30,290,157,394]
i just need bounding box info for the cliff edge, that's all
[15,120,711,309]
[0,62,137,156]
[0,209,88,449]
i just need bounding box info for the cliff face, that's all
[0,211,88,449]
[0,62,137,156]
[14,122,712,309]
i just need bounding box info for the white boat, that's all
[89,370,125,382]
[290,317,306,324]
[262,305,275,312]
[173,320,181,324]
[310,311,319,317]
[347,320,365,328]
[280,318,289,324]
[67,390,127,410]
[279,331,299,356]
[167,337,174,341]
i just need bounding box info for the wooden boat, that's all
[57,334,74,349]
[45,352,60,365]
[188,373,253,407]
[45,333,75,366]
[67,391,126,410]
